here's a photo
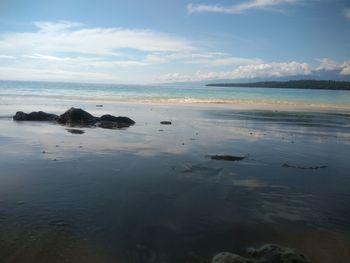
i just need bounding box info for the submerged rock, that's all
[98,114,135,128]
[282,163,328,170]
[160,121,172,125]
[210,155,246,161]
[212,252,250,263]
[13,111,58,121]
[99,114,135,124]
[58,107,96,126]
[247,244,312,263]
[212,244,312,263]
[96,114,135,129]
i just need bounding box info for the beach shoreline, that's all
[1,81,350,263]
[0,102,350,263]
[101,99,350,112]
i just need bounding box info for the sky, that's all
[0,0,349,84]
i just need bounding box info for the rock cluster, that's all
[13,107,135,130]
[57,107,96,126]
[13,111,58,121]
[212,244,312,263]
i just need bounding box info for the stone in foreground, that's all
[13,111,58,121]
[99,114,135,125]
[97,114,136,129]
[212,244,312,263]
[58,107,96,126]
[13,108,136,130]
[212,252,250,263]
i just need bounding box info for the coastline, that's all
[115,99,350,112]
[2,80,350,115]
[1,81,350,263]
[0,101,350,263]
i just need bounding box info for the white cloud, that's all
[344,8,350,19]
[22,53,149,68]
[228,61,312,78]
[0,21,194,57]
[23,53,77,61]
[0,55,14,59]
[316,58,339,71]
[0,66,114,83]
[34,21,83,32]
[145,52,262,66]
[186,56,263,66]
[315,58,350,75]
[0,21,198,82]
[340,62,350,75]
[187,0,299,14]
[156,61,312,82]
[0,20,348,84]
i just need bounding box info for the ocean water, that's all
[1,80,350,115]
[0,80,350,262]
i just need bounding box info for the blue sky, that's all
[0,0,349,83]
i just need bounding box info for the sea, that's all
[0,80,350,263]
[0,80,350,115]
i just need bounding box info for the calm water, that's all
[1,80,350,113]
[0,81,350,263]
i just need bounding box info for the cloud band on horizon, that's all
[0,20,349,84]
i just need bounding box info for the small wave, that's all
[2,93,350,110]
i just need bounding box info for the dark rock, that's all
[247,244,312,263]
[58,107,97,126]
[212,244,312,263]
[282,163,328,170]
[96,114,135,129]
[99,114,135,125]
[96,105,103,107]
[210,155,246,161]
[66,128,85,134]
[160,121,172,125]
[212,252,249,263]
[13,111,58,121]
[13,108,136,130]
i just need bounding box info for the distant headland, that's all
[206,80,350,90]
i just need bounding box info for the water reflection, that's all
[0,106,349,262]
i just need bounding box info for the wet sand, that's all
[0,103,350,263]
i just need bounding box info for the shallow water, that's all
[0,102,350,263]
[1,80,350,109]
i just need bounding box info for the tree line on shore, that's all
[206,80,350,90]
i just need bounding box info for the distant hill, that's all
[206,80,350,90]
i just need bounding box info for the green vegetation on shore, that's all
[206,80,350,90]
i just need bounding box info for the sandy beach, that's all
[0,101,349,263]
